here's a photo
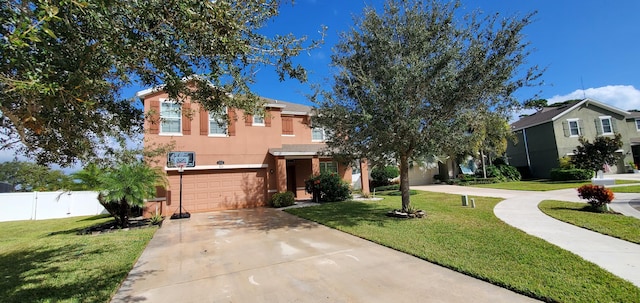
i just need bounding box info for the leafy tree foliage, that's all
[1,0,323,165]
[523,99,548,111]
[313,0,541,211]
[571,134,623,175]
[98,161,167,228]
[0,161,70,191]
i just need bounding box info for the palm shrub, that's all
[305,172,351,202]
[486,164,521,182]
[98,161,167,228]
[577,184,615,211]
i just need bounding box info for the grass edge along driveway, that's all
[470,179,640,191]
[285,192,640,303]
[0,215,157,303]
[539,200,640,244]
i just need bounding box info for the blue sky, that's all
[234,0,640,112]
[5,0,640,167]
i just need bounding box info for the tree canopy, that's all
[571,134,623,175]
[313,0,542,211]
[1,0,323,165]
[0,161,69,191]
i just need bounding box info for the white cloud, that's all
[547,85,640,111]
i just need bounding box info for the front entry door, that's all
[286,164,296,197]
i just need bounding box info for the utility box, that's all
[461,195,468,206]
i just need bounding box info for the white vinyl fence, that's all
[0,191,107,222]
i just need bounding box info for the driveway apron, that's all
[111,208,537,303]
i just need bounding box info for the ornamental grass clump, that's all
[577,184,615,211]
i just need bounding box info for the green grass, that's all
[285,192,640,302]
[0,215,157,303]
[539,200,640,244]
[471,179,640,191]
[610,185,640,193]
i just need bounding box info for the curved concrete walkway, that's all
[412,184,640,288]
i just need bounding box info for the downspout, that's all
[522,128,532,175]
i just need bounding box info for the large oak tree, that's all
[1,0,323,165]
[314,0,542,211]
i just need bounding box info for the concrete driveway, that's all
[111,208,537,303]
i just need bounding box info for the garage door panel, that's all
[169,169,266,213]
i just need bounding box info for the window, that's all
[209,108,227,136]
[252,113,265,126]
[636,118,640,131]
[160,100,181,134]
[600,116,613,135]
[320,161,338,174]
[567,119,580,137]
[312,128,325,142]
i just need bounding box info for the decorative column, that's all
[311,157,320,175]
[276,156,287,193]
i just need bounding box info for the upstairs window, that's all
[252,113,265,126]
[636,118,640,131]
[567,119,580,137]
[600,116,613,135]
[312,128,326,142]
[160,100,181,134]
[209,108,227,136]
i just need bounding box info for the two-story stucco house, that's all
[138,87,368,216]
[507,98,640,178]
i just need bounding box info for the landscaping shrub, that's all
[269,191,295,208]
[374,184,400,191]
[486,164,521,182]
[305,172,351,202]
[370,165,400,188]
[577,184,614,210]
[550,168,593,181]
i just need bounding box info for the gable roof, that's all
[511,98,631,131]
[136,85,313,115]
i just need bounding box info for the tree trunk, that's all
[119,199,128,228]
[399,154,411,212]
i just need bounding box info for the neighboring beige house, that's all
[507,98,640,178]
[138,87,368,216]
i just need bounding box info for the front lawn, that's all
[0,215,157,303]
[539,200,640,244]
[285,192,640,302]
[610,185,640,193]
[471,179,640,191]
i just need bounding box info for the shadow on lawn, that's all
[0,243,126,303]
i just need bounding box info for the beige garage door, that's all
[169,169,267,213]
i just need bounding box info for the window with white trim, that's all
[600,116,613,135]
[209,108,227,136]
[160,100,181,134]
[252,113,265,126]
[636,118,640,131]
[312,127,326,142]
[567,119,580,137]
[320,161,338,174]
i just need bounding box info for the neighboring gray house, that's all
[507,98,640,178]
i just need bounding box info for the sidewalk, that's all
[412,184,640,288]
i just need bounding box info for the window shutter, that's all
[199,109,208,135]
[228,109,236,136]
[265,112,271,127]
[282,117,293,135]
[595,119,602,135]
[562,121,569,137]
[149,100,160,134]
[611,119,618,133]
[182,103,191,135]
[245,114,252,126]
